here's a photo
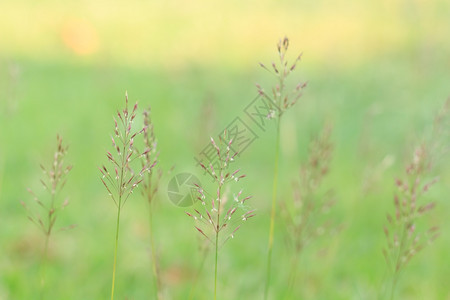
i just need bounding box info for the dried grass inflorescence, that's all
[282,124,336,254]
[140,107,161,205]
[257,37,307,118]
[140,107,164,300]
[280,125,336,296]
[383,145,440,293]
[383,99,449,297]
[22,135,73,237]
[100,93,155,300]
[262,37,307,300]
[186,131,254,299]
[186,131,254,246]
[99,93,153,209]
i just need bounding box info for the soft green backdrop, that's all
[0,0,449,299]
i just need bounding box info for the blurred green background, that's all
[1,0,449,299]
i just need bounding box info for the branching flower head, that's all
[281,124,336,254]
[22,135,73,236]
[140,106,161,204]
[257,37,307,118]
[186,131,255,247]
[383,145,440,276]
[382,100,449,296]
[99,92,153,208]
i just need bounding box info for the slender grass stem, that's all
[111,206,121,300]
[111,128,128,300]
[214,231,219,300]
[40,234,50,300]
[389,224,408,300]
[285,253,300,299]
[148,205,162,300]
[389,277,398,300]
[214,184,222,300]
[264,118,281,300]
[41,191,56,300]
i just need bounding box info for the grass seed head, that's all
[101,93,152,208]
[187,132,254,247]
[23,135,72,237]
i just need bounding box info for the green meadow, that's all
[1,1,449,299]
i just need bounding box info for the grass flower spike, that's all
[100,92,153,300]
[186,131,254,300]
[383,99,449,299]
[258,37,307,299]
[281,124,336,297]
[21,135,72,298]
[140,107,163,300]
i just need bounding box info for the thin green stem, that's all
[40,234,50,300]
[110,116,129,300]
[111,207,121,300]
[214,183,222,300]
[264,118,281,300]
[41,191,55,300]
[389,225,408,300]
[148,204,162,300]
[389,276,398,300]
[284,252,300,299]
[214,231,219,300]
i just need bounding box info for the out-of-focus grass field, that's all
[1,0,449,299]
